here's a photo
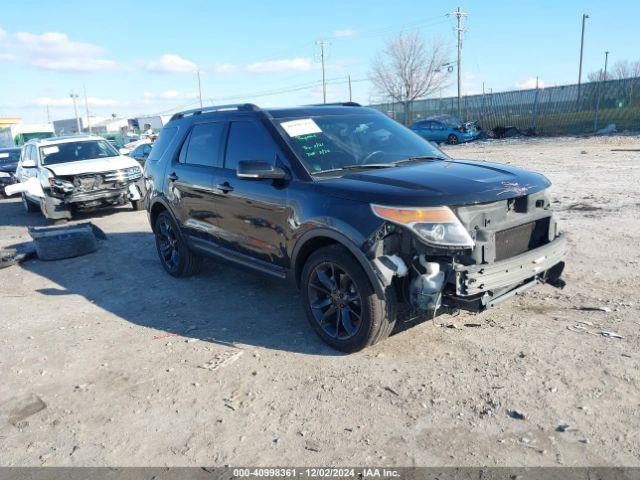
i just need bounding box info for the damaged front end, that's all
[45,167,143,210]
[366,189,566,314]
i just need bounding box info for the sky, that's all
[0,0,637,124]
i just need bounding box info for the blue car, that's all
[410,115,481,145]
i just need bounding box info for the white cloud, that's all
[141,90,196,101]
[31,96,123,108]
[244,58,315,74]
[515,77,545,89]
[146,54,196,73]
[0,27,6,38]
[0,53,14,61]
[214,63,237,74]
[333,28,357,38]
[11,31,118,72]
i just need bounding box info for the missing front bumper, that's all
[443,235,566,311]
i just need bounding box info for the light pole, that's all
[603,51,610,81]
[69,92,81,133]
[577,13,590,103]
[316,40,330,104]
[196,70,203,108]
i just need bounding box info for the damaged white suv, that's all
[10,135,144,220]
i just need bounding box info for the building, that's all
[0,123,54,147]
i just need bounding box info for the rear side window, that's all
[225,121,277,171]
[147,126,178,162]
[181,122,225,167]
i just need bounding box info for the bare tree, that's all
[587,68,609,82]
[612,59,640,80]
[370,32,449,124]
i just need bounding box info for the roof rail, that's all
[170,103,260,121]
[305,102,362,107]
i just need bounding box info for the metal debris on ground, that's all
[600,331,623,339]
[0,243,37,269]
[507,409,526,420]
[199,350,243,371]
[577,306,611,313]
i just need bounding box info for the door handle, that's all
[168,172,179,182]
[215,182,234,193]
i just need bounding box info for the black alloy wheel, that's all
[307,261,363,340]
[156,216,181,272]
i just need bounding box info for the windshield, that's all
[39,140,119,166]
[435,116,462,128]
[0,150,20,164]
[275,113,445,174]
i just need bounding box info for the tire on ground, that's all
[301,244,397,353]
[22,193,39,213]
[29,224,97,261]
[154,210,202,277]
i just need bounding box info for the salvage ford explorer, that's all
[144,103,566,352]
[8,135,144,220]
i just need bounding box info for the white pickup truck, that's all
[6,135,144,221]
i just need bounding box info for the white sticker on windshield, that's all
[41,146,59,156]
[280,118,322,137]
[0,153,9,158]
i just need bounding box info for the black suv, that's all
[144,103,565,352]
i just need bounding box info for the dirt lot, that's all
[1,135,639,467]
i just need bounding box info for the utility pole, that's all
[196,70,203,108]
[447,7,468,120]
[83,85,92,134]
[577,13,590,103]
[603,51,610,81]
[69,91,81,133]
[348,74,352,102]
[316,40,330,104]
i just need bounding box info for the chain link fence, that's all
[370,77,640,136]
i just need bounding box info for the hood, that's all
[0,162,17,173]
[45,156,141,176]
[316,159,550,207]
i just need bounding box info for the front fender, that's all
[291,226,386,299]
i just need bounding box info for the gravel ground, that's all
[0,135,639,466]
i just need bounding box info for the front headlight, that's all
[371,204,475,249]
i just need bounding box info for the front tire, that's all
[447,134,459,145]
[131,199,142,211]
[22,193,39,213]
[154,211,201,277]
[301,245,396,352]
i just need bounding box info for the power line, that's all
[447,7,468,119]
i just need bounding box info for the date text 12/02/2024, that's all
[232,468,401,478]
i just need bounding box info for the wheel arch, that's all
[292,228,385,299]
[149,198,176,232]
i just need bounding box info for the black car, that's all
[144,103,565,352]
[0,147,21,196]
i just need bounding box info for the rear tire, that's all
[301,244,396,353]
[131,199,142,211]
[154,211,201,277]
[447,134,459,145]
[22,193,39,213]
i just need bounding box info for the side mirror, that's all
[237,160,286,180]
[21,159,36,168]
